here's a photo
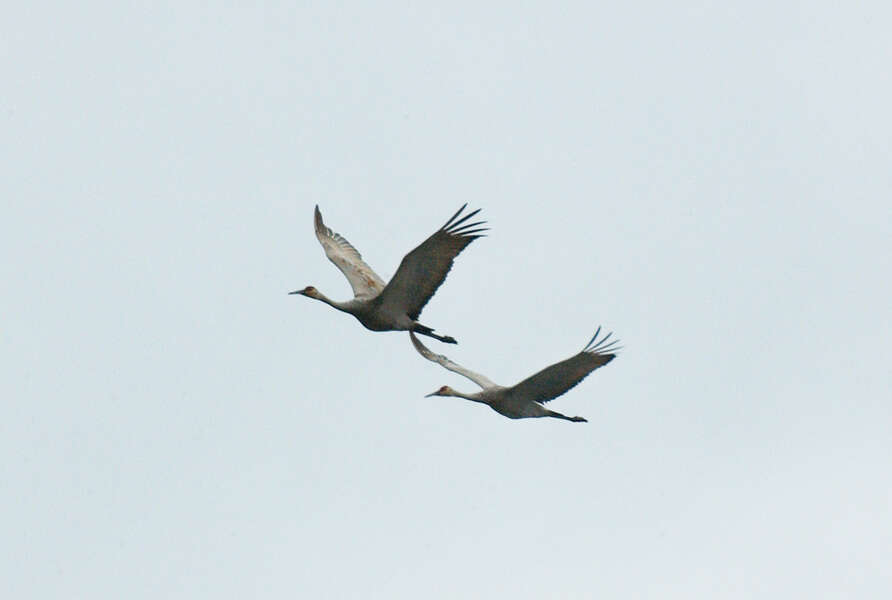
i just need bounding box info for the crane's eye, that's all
[304,286,317,293]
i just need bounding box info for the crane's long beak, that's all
[288,290,301,295]
[424,391,438,397]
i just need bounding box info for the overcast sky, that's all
[3,2,891,598]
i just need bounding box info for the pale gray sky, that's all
[2,2,891,598]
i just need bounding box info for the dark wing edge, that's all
[377,204,487,319]
[509,327,620,404]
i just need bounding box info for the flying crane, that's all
[291,205,485,344]
[412,328,619,422]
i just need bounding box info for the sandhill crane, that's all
[290,205,486,344]
[411,327,619,422]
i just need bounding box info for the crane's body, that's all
[291,204,486,344]
[412,328,619,423]
[312,295,429,333]
[445,386,577,420]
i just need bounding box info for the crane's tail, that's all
[412,323,457,344]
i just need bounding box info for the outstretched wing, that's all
[314,206,386,299]
[376,204,486,319]
[510,327,620,404]
[409,332,496,390]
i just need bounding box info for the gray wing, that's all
[314,206,386,299]
[509,328,619,404]
[376,205,486,319]
[410,332,496,390]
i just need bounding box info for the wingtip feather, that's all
[441,204,469,230]
[583,326,621,355]
[445,208,482,231]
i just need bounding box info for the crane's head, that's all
[425,385,456,397]
[289,286,319,298]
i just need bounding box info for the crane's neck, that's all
[451,389,489,405]
[312,291,354,313]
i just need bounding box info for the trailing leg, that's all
[412,323,457,344]
[546,409,588,423]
